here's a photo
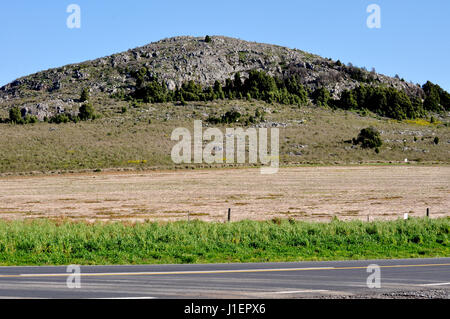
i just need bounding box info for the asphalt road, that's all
[0,258,449,299]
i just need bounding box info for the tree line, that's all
[125,67,309,107]
[3,68,449,124]
[2,87,98,124]
[122,66,448,120]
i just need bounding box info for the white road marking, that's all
[273,289,329,294]
[95,297,156,299]
[419,282,450,286]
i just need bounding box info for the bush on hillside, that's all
[354,127,383,149]
[9,107,23,124]
[311,87,330,106]
[80,88,90,102]
[79,103,96,120]
[8,107,38,124]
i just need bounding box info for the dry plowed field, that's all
[0,166,448,222]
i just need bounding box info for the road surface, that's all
[0,258,449,299]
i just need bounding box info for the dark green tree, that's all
[422,81,450,111]
[284,76,308,105]
[434,137,439,145]
[80,88,90,102]
[244,70,277,100]
[79,103,95,120]
[234,72,242,92]
[423,86,441,112]
[354,127,383,149]
[9,107,23,124]
[213,81,225,99]
[135,67,148,89]
[340,90,358,109]
[135,80,167,103]
[49,113,70,124]
[311,87,330,106]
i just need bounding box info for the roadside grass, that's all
[0,217,448,266]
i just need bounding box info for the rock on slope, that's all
[0,35,423,119]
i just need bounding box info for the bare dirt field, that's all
[0,166,448,222]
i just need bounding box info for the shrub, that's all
[311,87,330,106]
[222,110,241,124]
[339,90,358,109]
[80,88,90,102]
[79,103,96,121]
[207,110,242,125]
[9,107,23,124]
[180,96,186,106]
[271,217,282,225]
[205,35,212,43]
[354,127,383,149]
[49,113,70,124]
[135,80,167,103]
[24,114,38,124]
[434,137,439,145]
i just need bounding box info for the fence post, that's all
[227,208,231,222]
[426,208,430,217]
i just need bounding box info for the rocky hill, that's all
[0,35,425,119]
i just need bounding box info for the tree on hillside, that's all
[234,72,242,92]
[205,35,212,43]
[135,80,167,103]
[135,67,148,89]
[354,127,382,149]
[79,102,95,120]
[311,87,330,106]
[80,88,90,102]
[244,70,277,99]
[339,90,358,109]
[9,107,23,124]
[422,81,448,112]
[213,80,225,99]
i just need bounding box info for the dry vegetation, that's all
[0,100,449,174]
[0,166,448,222]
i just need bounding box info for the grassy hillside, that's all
[0,36,448,174]
[0,99,448,174]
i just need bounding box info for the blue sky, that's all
[1,1,449,90]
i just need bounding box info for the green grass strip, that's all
[0,217,448,266]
